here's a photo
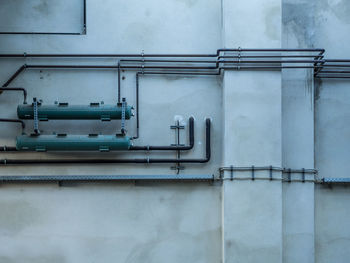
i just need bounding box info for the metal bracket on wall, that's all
[0,0,86,35]
[33,98,40,135]
[170,120,185,174]
[121,98,126,135]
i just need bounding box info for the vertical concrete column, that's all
[282,1,315,262]
[221,0,282,263]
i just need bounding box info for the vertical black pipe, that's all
[118,61,121,103]
[83,0,87,34]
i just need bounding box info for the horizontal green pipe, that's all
[16,135,131,152]
[17,104,132,120]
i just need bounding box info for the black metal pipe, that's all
[0,146,17,152]
[318,70,350,74]
[24,65,219,70]
[0,54,217,58]
[122,59,322,64]
[216,48,325,55]
[130,117,194,151]
[0,87,27,104]
[83,0,87,34]
[118,61,121,103]
[0,119,210,165]
[0,48,325,58]
[316,76,350,79]
[24,64,322,70]
[133,72,140,139]
[2,54,327,88]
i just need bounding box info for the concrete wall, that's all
[0,0,349,262]
[313,1,350,262]
[0,1,223,262]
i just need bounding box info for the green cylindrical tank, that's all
[16,134,131,152]
[17,103,132,121]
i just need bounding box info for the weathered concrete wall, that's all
[313,1,350,263]
[0,0,350,262]
[282,1,316,262]
[0,182,221,263]
[0,0,222,262]
[222,0,282,262]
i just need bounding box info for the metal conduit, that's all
[0,49,330,90]
[0,174,214,183]
[0,48,324,58]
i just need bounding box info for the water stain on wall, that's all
[283,2,315,48]
[314,78,323,101]
[326,0,350,24]
[0,200,41,235]
[265,6,281,41]
[33,0,50,16]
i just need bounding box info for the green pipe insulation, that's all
[17,103,133,121]
[16,134,132,152]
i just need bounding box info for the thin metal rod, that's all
[118,61,121,103]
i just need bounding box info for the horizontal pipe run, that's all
[0,119,210,165]
[317,71,350,74]
[315,76,350,79]
[23,64,321,70]
[0,146,17,152]
[130,117,194,151]
[0,174,215,183]
[122,59,322,64]
[0,32,82,35]
[324,59,350,62]
[0,48,325,58]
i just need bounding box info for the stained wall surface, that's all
[0,1,223,262]
[0,0,349,263]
